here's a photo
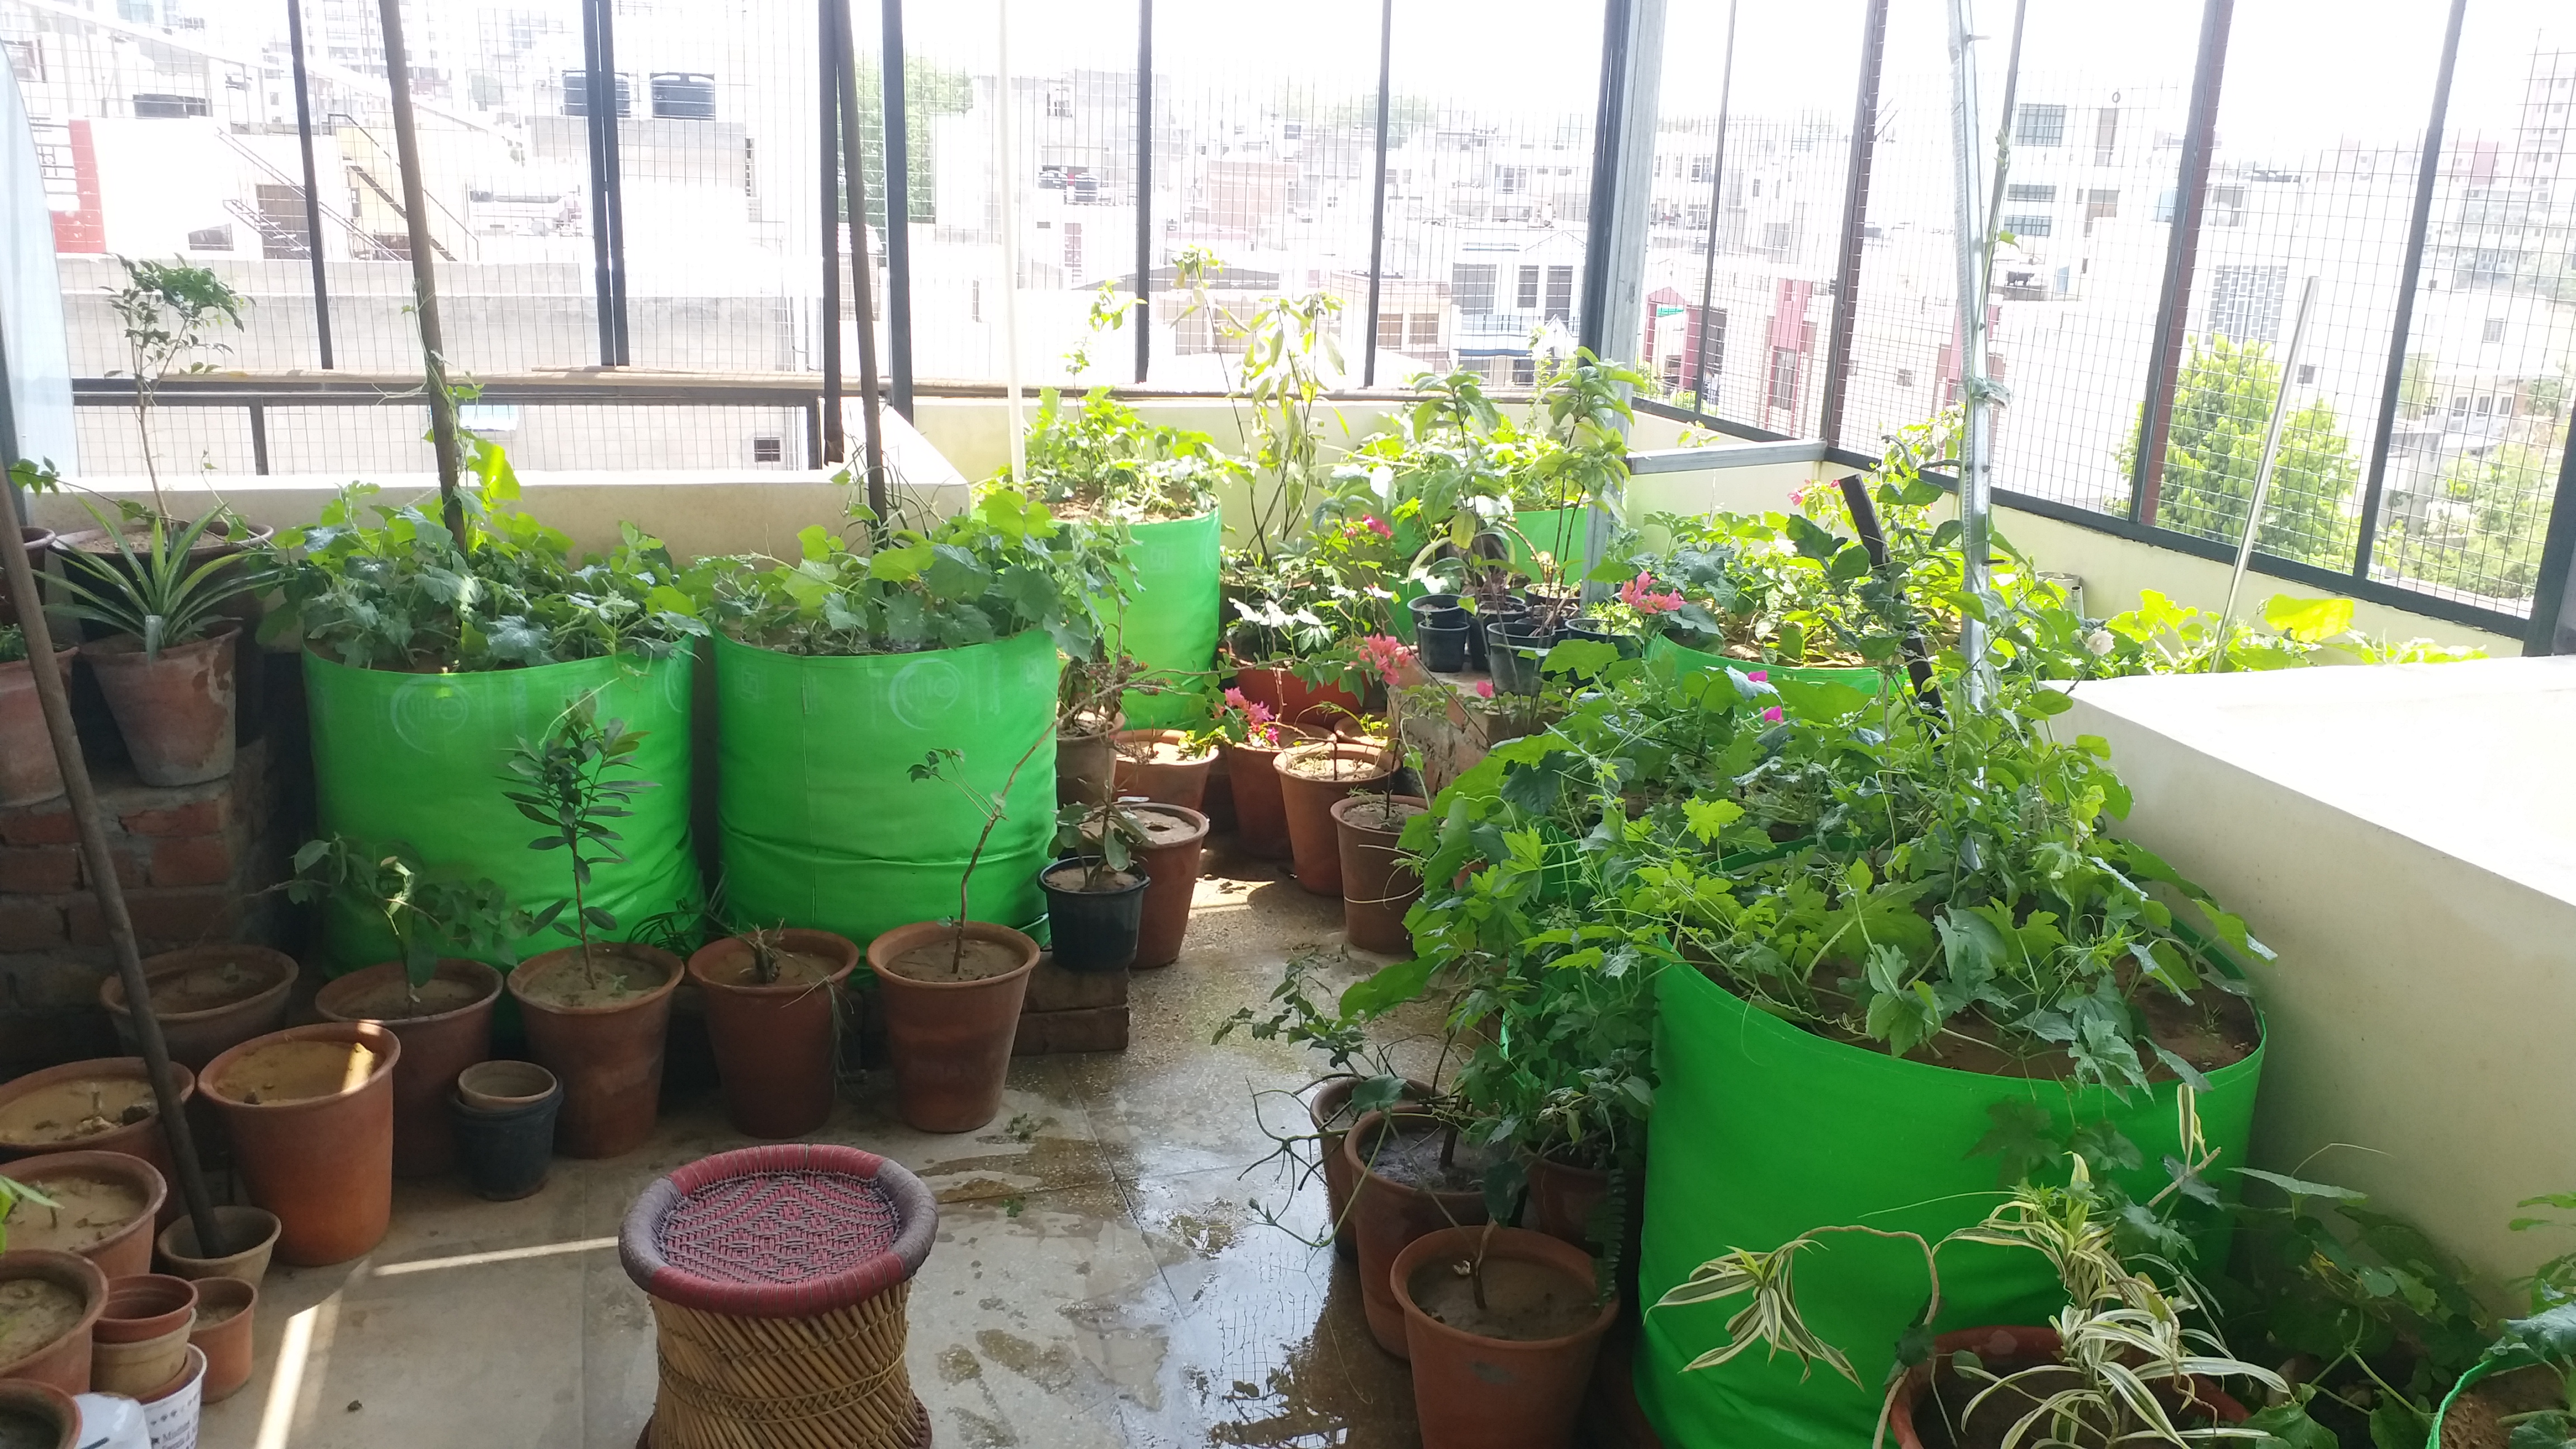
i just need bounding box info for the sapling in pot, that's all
[505,697,655,995]
[287,836,528,1012]
[1034,795,1153,972]
[904,736,1046,976]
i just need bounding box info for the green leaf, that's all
[1340,957,1435,1019]
[2237,1167,2367,1202]
[2241,1398,2339,1449]
[2262,593,2354,643]
[1969,1099,2059,1187]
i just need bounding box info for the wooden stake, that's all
[375,0,467,545]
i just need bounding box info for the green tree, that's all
[2117,334,2360,567]
[2376,423,2568,602]
[846,56,974,230]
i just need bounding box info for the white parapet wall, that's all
[2061,658,2576,1291]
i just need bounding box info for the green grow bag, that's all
[1507,505,1595,576]
[1645,633,1888,697]
[1635,967,2264,1449]
[714,628,1059,946]
[1111,511,1221,728]
[304,651,702,969]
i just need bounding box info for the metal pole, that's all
[880,0,916,418]
[375,0,465,542]
[1132,0,1153,385]
[283,0,334,369]
[1360,0,1393,389]
[1816,0,1890,450]
[818,0,845,465]
[997,0,1028,484]
[1946,0,1995,708]
[2216,275,2320,652]
[593,0,630,363]
[1687,0,1737,419]
[1576,0,1636,358]
[834,0,891,518]
[580,0,617,367]
[2524,415,2576,656]
[2352,0,2469,583]
[0,499,229,1258]
[2129,0,2233,525]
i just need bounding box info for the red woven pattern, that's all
[656,1169,903,1288]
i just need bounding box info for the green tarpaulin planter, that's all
[1635,966,2264,1449]
[1110,511,1221,728]
[1507,506,1595,576]
[1645,633,1888,697]
[714,628,1059,948]
[304,652,701,969]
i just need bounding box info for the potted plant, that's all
[198,1023,398,1267]
[1055,651,1130,807]
[5,1148,166,1280]
[1329,789,1428,955]
[1110,727,1218,811]
[49,505,274,785]
[1274,734,1396,895]
[1120,802,1209,970]
[1210,686,1317,859]
[1040,797,1152,973]
[864,745,1045,1134]
[1344,1105,1497,1357]
[1391,1223,1620,1449]
[292,836,523,1177]
[0,1057,197,1196]
[94,257,248,535]
[500,697,685,1160]
[0,625,74,808]
[684,921,861,1139]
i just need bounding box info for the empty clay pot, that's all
[0,1249,107,1394]
[187,1275,257,1404]
[1275,741,1397,896]
[1344,1111,1490,1357]
[0,1379,77,1449]
[1390,1225,1618,1449]
[1216,727,1317,859]
[685,930,860,1139]
[1126,804,1209,969]
[6,1149,167,1280]
[100,945,299,1071]
[0,646,75,808]
[866,921,1039,1134]
[1110,729,1217,811]
[1331,793,1428,954]
[505,943,683,1160]
[314,958,504,1178]
[154,1206,280,1290]
[82,621,239,787]
[200,1022,400,1267]
[89,1273,196,1395]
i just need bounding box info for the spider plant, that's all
[50,502,274,660]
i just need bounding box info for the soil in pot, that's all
[2439,1363,2563,1449]
[508,945,679,1161]
[219,1038,383,1106]
[1275,741,1398,896]
[0,1280,83,1366]
[1407,1254,1600,1342]
[1310,1077,1434,1261]
[1393,1226,1618,1449]
[0,1073,157,1148]
[1111,730,1217,812]
[1038,860,1148,973]
[3,1172,148,1256]
[317,971,487,1019]
[513,946,671,1010]
[883,936,1028,983]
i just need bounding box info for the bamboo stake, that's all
[374,0,467,545]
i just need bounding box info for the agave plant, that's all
[51,503,274,660]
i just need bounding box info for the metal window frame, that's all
[1360,0,1394,389]
[1134,0,1153,385]
[2127,0,2233,526]
[580,0,631,367]
[881,0,916,417]
[283,0,334,370]
[1814,0,1889,451]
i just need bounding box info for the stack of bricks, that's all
[1013,959,1129,1055]
[0,738,284,1071]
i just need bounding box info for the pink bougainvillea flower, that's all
[1474,680,1495,699]
[1244,699,1276,727]
[1616,571,1684,615]
[1747,670,1768,683]
[1761,706,1785,724]
[1223,686,1250,711]
[1363,515,1393,539]
[1789,487,1808,506]
[1359,633,1413,688]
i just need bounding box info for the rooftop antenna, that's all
[2213,275,2322,666]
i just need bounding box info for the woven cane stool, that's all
[621,1143,938,1449]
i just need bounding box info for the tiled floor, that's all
[196,842,1441,1449]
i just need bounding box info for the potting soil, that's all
[0,1076,153,1145]
[0,1405,54,1449]
[5,1173,144,1252]
[0,1280,82,1365]
[513,948,673,1009]
[1356,1120,1491,1194]
[883,936,1027,984]
[326,973,487,1020]
[1409,1257,1598,1342]
[220,1040,380,1105]
[146,955,283,1014]
[1043,864,1144,893]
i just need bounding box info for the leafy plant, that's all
[286,836,532,1001]
[1013,387,1242,522]
[51,502,276,659]
[504,696,655,992]
[906,735,1047,971]
[106,256,246,519]
[0,1174,60,1252]
[0,624,23,665]
[1054,794,1149,893]
[2470,1305,2576,1449]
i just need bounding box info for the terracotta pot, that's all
[1332,793,1428,954]
[1888,1325,2250,1449]
[865,921,1039,1134]
[685,930,860,1139]
[1215,727,1315,859]
[314,959,504,1178]
[1233,664,1365,727]
[0,1057,196,1202]
[505,943,683,1160]
[186,1274,256,1404]
[0,1250,107,1395]
[1275,741,1397,896]
[91,1272,195,1394]
[7,1149,166,1280]
[1524,1151,1613,1249]
[82,620,239,787]
[101,945,299,1071]
[0,647,75,808]
[0,1379,78,1449]
[1055,709,1125,807]
[200,1022,400,1267]
[1111,729,1217,811]
[154,1206,279,1290]
[1308,1077,1434,1262]
[1390,1225,1618,1449]
[1344,1110,1490,1357]
[1126,804,1208,969]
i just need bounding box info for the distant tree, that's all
[847,56,974,230]
[2376,422,2568,602]
[2117,334,2360,567]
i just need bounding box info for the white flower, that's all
[2083,629,2115,657]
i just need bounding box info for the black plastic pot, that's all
[447,1064,562,1202]
[1416,621,1470,673]
[1037,855,1149,973]
[1486,618,1556,696]
[1408,593,1467,632]
[1564,617,1641,659]
[1465,603,1527,673]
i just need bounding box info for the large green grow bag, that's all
[1112,510,1221,728]
[1507,505,1595,577]
[1646,633,1888,697]
[714,628,1059,946]
[1636,967,2264,1449]
[304,651,702,969]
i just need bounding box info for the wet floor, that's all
[196,843,1444,1449]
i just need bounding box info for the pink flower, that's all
[1789,487,1808,506]
[1363,515,1393,539]
[1360,633,1412,688]
[1747,670,1767,683]
[1223,686,1250,711]
[1761,706,1785,724]
[1244,699,1276,727]
[1474,680,1495,699]
[1617,572,1685,615]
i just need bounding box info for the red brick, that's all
[0,902,65,951]
[119,798,226,837]
[73,849,143,891]
[0,846,79,895]
[69,889,238,950]
[0,808,78,847]
[148,836,235,888]
[1011,1004,1130,1056]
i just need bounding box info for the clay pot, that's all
[0,1379,77,1449]
[82,621,239,787]
[866,921,1039,1134]
[1887,1325,2250,1449]
[91,1272,196,1394]
[314,958,504,1178]
[1344,1110,1490,1357]
[1126,804,1208,969]
[0,1057,196,1199]
[154,1206,280,1290]
[1390,1225,1618,1449]
[1524,1151,1613,1249]
[505,943,683,1160]
[1111,729,1216,811]
[1055,709,1125,807]
[1308,1077,1433,1262]
[101,945,299,1071]
[0,647,75,808]
[1202,756,1237,833]
[0,1250,107,1394]
[186,1274,257,1404]
[1275,741,1397,896]
[1331,793,1428,954]
[200,1022,400,1267]
[453,1060,557,1114]
[1215,727,1315,859]
[685,930,860,1139]
[7,1149,166,1280]
[1232,664,1365,727]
